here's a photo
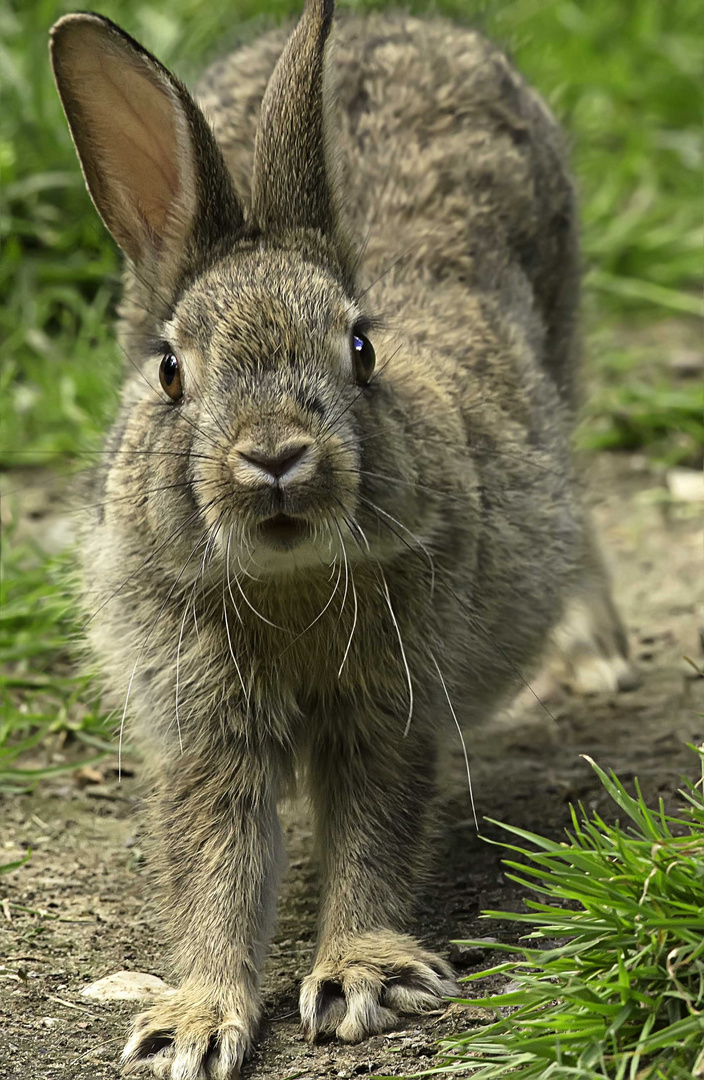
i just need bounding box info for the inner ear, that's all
[50,14,242,268]
[93,57,191,247]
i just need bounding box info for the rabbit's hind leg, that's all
[535,521,639,698]
[548,591,638,696]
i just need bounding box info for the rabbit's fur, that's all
[50,2,631,1076]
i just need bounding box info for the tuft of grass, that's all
[0,853,31,876]
[0,533,113,792]
[579,381,704,463]
[407,752,704,1080]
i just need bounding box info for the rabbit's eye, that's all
[159,352,183,401]
[352,333,375,386]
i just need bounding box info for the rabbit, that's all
[50,2,633,1077]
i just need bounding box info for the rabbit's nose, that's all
[235,441,311,481]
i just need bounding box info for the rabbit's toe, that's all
[121,993,252,1079]
[300,930,458,1043]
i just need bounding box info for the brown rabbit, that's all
[50,2,632,1076]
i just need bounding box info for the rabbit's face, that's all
[157,244,373,576]
[114,234,439,589]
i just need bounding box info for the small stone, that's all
[449,938,498,966]
[80,971,173,1001]
[74,766,105,786]
[443,1001,495,1022]
[669,348,703,377]
[667,468,704,503]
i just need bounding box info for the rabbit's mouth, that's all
[258,513,309,549]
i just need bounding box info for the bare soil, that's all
[1,452,702,1080]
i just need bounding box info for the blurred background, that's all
[0,0,701,782]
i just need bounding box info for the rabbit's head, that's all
[50,1,444,582]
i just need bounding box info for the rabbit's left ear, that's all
[50,13,244,276]
[251,0,337,239]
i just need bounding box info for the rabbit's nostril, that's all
[236,442,310,480]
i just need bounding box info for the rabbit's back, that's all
[198,13,579,402]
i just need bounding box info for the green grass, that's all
[391,752,704,1080]
[0,2,701,757]
[0,533,113,790]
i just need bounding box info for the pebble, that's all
[448,938,499,966]
[80,970,174,1001]
[669,348,703,376]
[666,468,704,503]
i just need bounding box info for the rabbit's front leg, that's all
[122,745,283,1080]
[300,719,458,1042]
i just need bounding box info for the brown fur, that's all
[50,3,631,1077]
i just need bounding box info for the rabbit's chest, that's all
[210,567,428,725]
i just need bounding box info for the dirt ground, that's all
[1,451,702,1080]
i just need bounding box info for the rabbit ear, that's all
[251,0,336,237]
[50,13,244,272]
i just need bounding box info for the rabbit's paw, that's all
[549,594,639,696]
[121,989,256,1079]
[299,931,458,1043]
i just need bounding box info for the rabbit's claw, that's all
[299,931,458,1043]
[121,992,253,1080]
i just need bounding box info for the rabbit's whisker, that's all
[360,495,436,593]
[344,512,371,553]
[377,431,581,489]
[429,651,478,831]
[86,493,228,626]
[225,527,245,627]
[179,354,237,448]
[191,575,202,647]
[205,511,226,573]
[171,505,227,750]
[224,528,251,706]
[334,520,358,678]
[233,556,288,632]
[239,527,267,579]
[330,502,369,562]
[118,515,218,777]
[328,535,339,580]
[126,262,176,324]
[116,339,222,453]
[279,552,343,656]
[333,465,468,509]
[323,391,491,460]
[174,569,204,754]
[67,476,221,516]
[0,451,221,503]
[0,448,219,459]
[321,342,403,441]
[363,502,558,725]
[321,344,403,446]
[374,562,414,735]
[356,238,424,301]
[334,517,350,629]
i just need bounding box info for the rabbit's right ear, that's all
[50,13,244,276]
